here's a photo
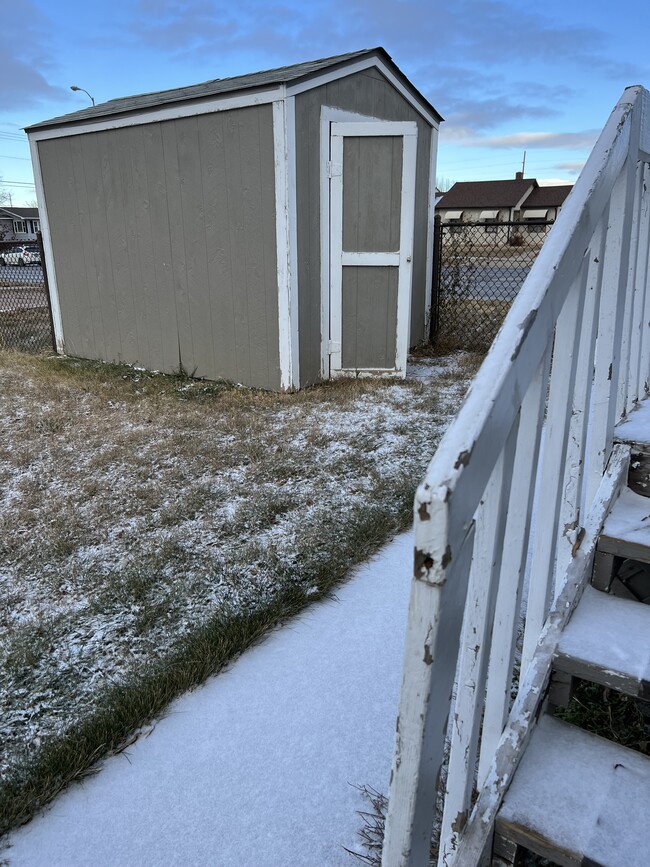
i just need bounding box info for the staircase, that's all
[381,86,650,867]
[494,420,650,867]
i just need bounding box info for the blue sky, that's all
[2,0,648,205]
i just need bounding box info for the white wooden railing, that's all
[382,86,650,867]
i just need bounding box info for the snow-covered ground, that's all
[4,532,413,867]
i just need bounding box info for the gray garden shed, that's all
[27,48,441,390]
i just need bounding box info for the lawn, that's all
[0,349,481,836]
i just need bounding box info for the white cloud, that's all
[454,130,600,150]
[537,178,574,186]
[555,161,586,174]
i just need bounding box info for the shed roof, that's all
[523,184,573,208]
[27,47,442,132]
[438,179,536,209]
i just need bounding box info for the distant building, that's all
[0,207,41,240]
[437,173,572,231]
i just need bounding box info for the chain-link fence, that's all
[431,219,553,350]
[0,235,55,353]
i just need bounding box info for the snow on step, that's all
[615,396,650,447]
[496,715,650,867]
[599,484,650,562]
[554,585,650,698]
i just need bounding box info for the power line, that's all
[0,131,27,141]
[0,154,31,161]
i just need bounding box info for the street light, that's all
[70,85,95,106]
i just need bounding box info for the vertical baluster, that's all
[617,159,644,416]
[478,348,551,786]
[585,152,639,508]
[630,161,650,404]
[554,226,604,588]
[521,271,587,674]
[438,434,515,864]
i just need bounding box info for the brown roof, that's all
[438,179,536,209]
[0,207,39,219]
[523,185,572,208]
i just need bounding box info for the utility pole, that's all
[522,150,526,176]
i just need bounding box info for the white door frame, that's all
[322,118,418,378]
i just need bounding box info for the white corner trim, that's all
[287,56,440,129]
[28,136,64,352]
[424,123,439,335]
[285,95,300,389]
[273,95,300,390]
[29,88,284,141]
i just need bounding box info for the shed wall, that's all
[37,104,280,389]
[295,68,433,384]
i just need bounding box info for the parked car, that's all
[0,244,41,266]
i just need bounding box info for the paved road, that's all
[441,263,531,301]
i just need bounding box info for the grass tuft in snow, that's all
[555,680,649,755]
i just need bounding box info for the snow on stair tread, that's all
[614,396,650,447]
[554,585,650,698]
[496,715,650,867]
[599,484,650,560]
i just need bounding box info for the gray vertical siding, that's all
[295,68,433,384]
[37,104,280,390]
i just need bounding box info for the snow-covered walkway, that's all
[5,533,413,866]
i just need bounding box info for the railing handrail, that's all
[420,87,641,542]
[382,85,650,867]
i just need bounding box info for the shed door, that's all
[328,121,417,376]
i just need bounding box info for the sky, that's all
[2,0,649,206]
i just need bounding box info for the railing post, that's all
[36,230,56,352]
[429,215,443,343]
[382,497,475,867]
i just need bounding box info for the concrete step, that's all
[554,585,650,699]
[496,715,650,867]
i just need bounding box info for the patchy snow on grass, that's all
[0,351,480,802]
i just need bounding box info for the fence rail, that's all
[383,85,650,866]
[0,234,54,353]
[431,219,554,349]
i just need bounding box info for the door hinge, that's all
[327,161,342,178]
[328,340,341,355]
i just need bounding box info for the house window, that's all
[449,219,464,234]
[13,220,27,234]
[484,223,499,233]
[526,221,546,234]
[28,219,40,234]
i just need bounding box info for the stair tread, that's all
[496,715,650,867]
[615,396,650,447]
[599,485,650,561]
[554,585,650,697]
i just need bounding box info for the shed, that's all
[27,48,441,390]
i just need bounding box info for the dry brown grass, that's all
[0,348,482,837]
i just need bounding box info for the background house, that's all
[437,174,573,236]
[27,48,441,390]
[0,207,40,240]
[520,184,573,225]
